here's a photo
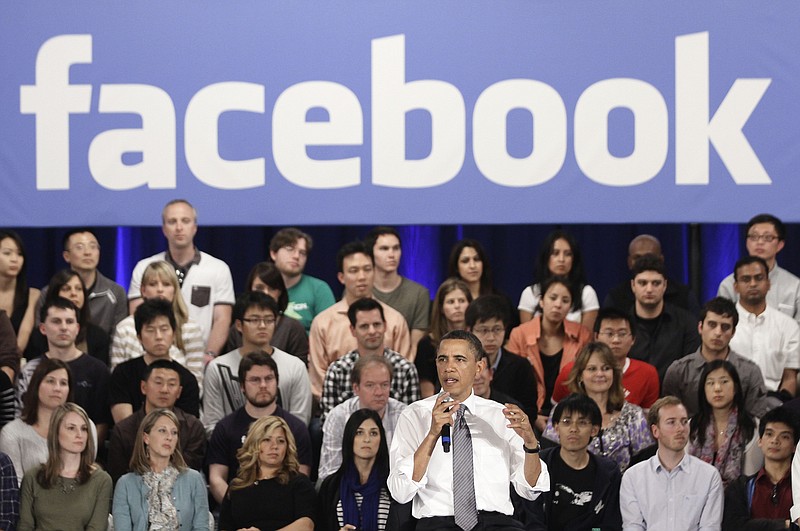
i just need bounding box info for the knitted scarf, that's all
[340,461,382,531]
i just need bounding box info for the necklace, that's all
[58,476,79,494]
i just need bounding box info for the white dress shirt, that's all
[388,393,549,520]
[729,302,800,391]
[620,452,723,531]
[718,264,800,323]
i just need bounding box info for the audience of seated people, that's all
[6,209,800,530]
[320,298,419,423]
[518,229,600,331]
[542,342,654,473]
[111,260,204,388]
[318,355,407,483]
[223,260,309,365]
[25,269,110,365]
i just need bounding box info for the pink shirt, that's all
[308,298,411,398]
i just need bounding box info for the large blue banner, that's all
[1,1,799,226]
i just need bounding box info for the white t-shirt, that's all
[128,251,235,347]
[517,283,599,323]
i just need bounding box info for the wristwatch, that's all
[523,442,541,454]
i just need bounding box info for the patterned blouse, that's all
[542,400,654,472]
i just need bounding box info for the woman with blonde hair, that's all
[541,342,653,472]
[113,408,208,530]
[219,416,315,531]
[18,403,111,530]
[414,278,472,397]
[110,261,204,385]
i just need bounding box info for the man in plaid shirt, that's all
[320,297,420,423]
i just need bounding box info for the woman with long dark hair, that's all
[415,278,472,397]
[688,360,761,486]
[113,408,209,530]
[219,416,315,531]
[0,229,39,352]
[18,403,111,530]
[25,269,111,364]
[318,409,391,531]
[507,276,592,430]
[224,261,309,365]
[542,342,652,472]
[518,230,599,330]
[0,359,74,485]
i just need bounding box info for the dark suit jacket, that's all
[493,349,538,418]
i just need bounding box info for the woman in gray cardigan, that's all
[112,409,209,531]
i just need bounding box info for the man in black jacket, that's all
[516,393,621,530]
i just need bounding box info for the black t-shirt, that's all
[109,356,199,417]
[550,450,597,529]
[219,474,316,530]
[68,353,112,425]
[540,349,563,416]
[206,406,312,481]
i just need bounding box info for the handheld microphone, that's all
[440,396,454,453]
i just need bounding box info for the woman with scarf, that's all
[688,359,762,486]
[318,409,391,531]
[113,408,209,530]
[219,415,315,531]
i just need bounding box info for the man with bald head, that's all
[604,234,700,316]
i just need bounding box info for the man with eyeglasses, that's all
[319,297,419,423]
[128,199,235,357]
[207,351,311,505]
[718,213,800,323]
[35,228,127,336]
[465,295,537,418]
[318,355,407,482]
[203,291,311,436]
[621,396,724,530]
[518,393,622,530]
[269,227,336,334]
[728,256,800,400]
[663,296,775,418]
[724,406,798,530]
[552,307,660,409]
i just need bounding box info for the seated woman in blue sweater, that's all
[113,409,209,530]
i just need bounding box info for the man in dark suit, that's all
[466,295,537,418]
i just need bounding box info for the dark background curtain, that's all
[11,222,800,311]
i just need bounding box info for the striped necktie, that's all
[452,406,478,531]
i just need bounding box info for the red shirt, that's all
[751,468,792,520]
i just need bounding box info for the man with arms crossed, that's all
[388,330,549,531]
[620,396,723,530]
[128,199,235,357]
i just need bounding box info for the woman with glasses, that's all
[541,342,653,472]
